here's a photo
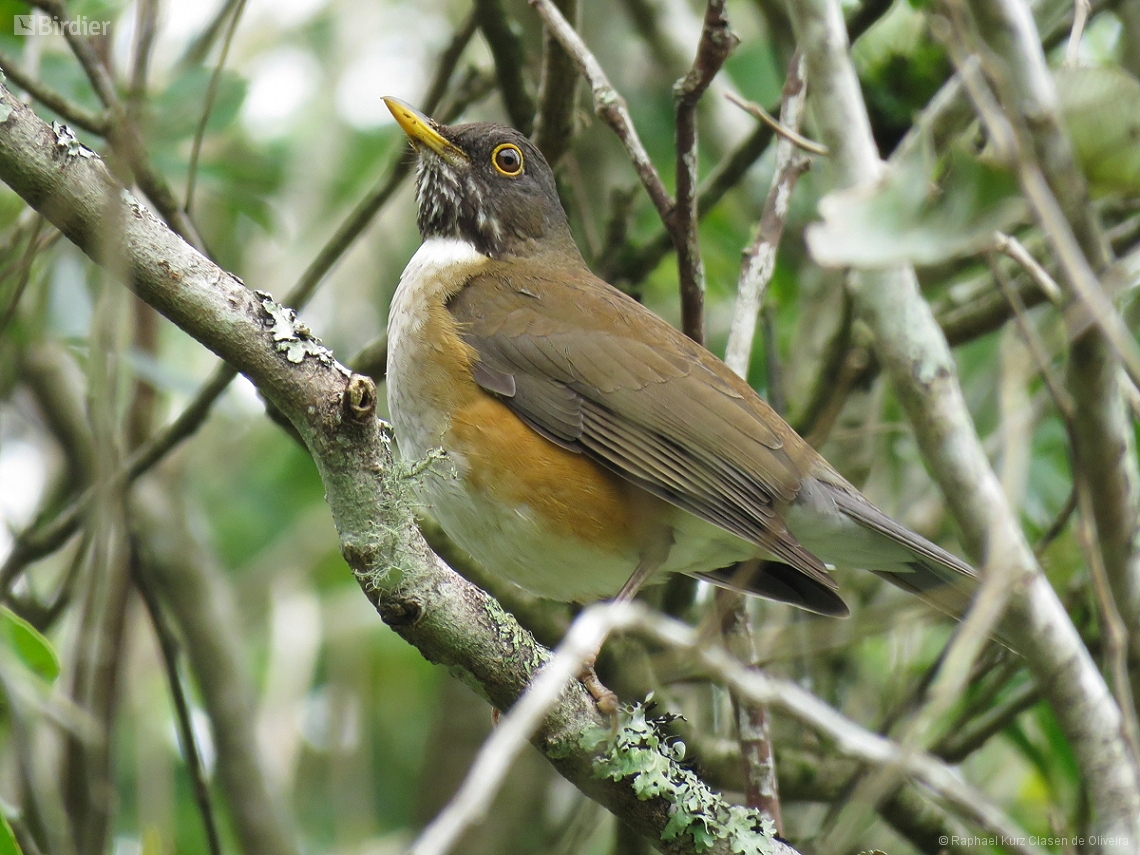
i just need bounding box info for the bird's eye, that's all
[492,143,524,177]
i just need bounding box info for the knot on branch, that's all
[377,597,423,628]
[342,373,377,423]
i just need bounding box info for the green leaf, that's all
[807,139,1024,267]
[0,607,60,682]
[0,812,21,855]
[1056,66,1140,197]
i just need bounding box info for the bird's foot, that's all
[580,663,620,729]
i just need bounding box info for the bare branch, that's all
[725,91,828,155]
[28,0,207,251]
[992,232,1064,303]
[530,0,675,221]
[128,0,159,104]
[715,592,783,833]
[725,51,810,377]
[532,0,579,165]
[129,544,225,855]
[475,0,536,134]
[186,0,250,213]
[672,0,739,341]
[132,482,300,855]
[1066,0,1091,65]
[0,52,109,135]
[621,604,1043,855]
[602,119,773,287]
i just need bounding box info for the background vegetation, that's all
[0,0,1138,853]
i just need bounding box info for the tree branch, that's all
[0,51,109,135]
[672,0,738,342]
[530,0,675,223]
[532,0,579,165]
[475,0,536,134]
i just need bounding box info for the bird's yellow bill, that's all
[384,97,468,163]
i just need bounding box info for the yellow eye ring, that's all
[491,143,525,177]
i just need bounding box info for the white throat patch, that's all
[397,237,488,290]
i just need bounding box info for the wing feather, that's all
[447,260,837,597]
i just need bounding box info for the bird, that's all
[382,97,977,638]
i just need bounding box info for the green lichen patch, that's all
[353,435,450,593]
[583,700,776,854]
[52,121,96,158]
[257,292,337,364]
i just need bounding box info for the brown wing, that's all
[446,258,838,601]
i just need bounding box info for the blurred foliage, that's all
[0,0,1137,854]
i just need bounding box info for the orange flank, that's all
[447,394,655,553]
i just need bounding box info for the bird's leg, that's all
[580,553,665,717]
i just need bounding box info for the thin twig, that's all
[408,605,633,855]
[725,51,810,377]
[989,254,1074,420]
[530,0,674,221]
[1035,485,1078,557]
[422,12,480,114]
[0,215,46,334]
[1073,473,1140,766]
[532,0,579,165]
[845,0,895,43]
[28,0,208,251]
[130,543,224,855]
[991,252,1140,772]
[672,0,739,342]
[674,606,1043,853]
[128,0,159,105]
[0,51,109,135]
[186,0,249,213]
[993,232,1064,304]
[725,91,828,155]
[475,0,536,134]
[602,118,774,287]
[178,0,245,68]
[952,2,1140,390]
[1066,0,1091,66]
[715,591,783,833]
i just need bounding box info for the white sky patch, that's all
[336,41,418,129]
[247,0,330,29]
[335,8,450,129]
[113,0,228,81]
[241,47,321,140]
[0,441,49,562]
[229,373,267,414]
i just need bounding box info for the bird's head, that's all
[384,98,578,262]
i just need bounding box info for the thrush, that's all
[383,97,976,629]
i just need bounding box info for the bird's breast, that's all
[387,237,489,456]
[386,238,697,600]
